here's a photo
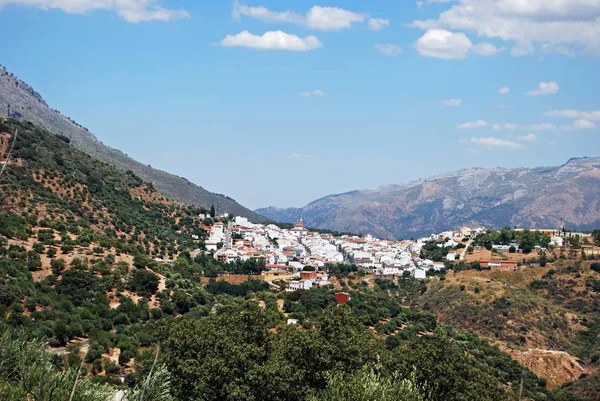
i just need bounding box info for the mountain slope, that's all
[0,118,203,258]
[257,158,600,238]
[0,64,267,222]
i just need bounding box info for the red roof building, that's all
[480,260,518,271]
[335,292,351,304]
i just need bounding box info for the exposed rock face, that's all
[257,158,600,238]
[0,65,268,222]
[512,348,590,389]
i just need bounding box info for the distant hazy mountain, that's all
[0,65,268,222]
[257,158,600,238]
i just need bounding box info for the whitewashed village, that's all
[169,213,597,292]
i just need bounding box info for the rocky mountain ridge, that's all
[257,157,600,238]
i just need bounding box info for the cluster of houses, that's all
[194,216,597,288]
[197,217,484,288]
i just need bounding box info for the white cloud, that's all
[473,42,504,55]
[457,119,488,129]
[545,109,600,121]
[374,43,402,56]
[306,6,367,30]
[504,122,556,131]
[232,1,304,24]
[417,0,453,8]
[368,18,390,31]
[220,30,322,51]
[300,90,325,97]
[499,86,510,95]
[541,43,577,57]
[493,123,502,131]
[233,2,376,31]
[415,29,501,59]
[441,98,462,106]
[466,136,524,150]
[497,104,512,109]
[561,119,597,131]
[510,41,534,56]
[525,81,559,96]
[518,133,537,142]
[0,0,189,22]
[289,153,312,159]
[410,0,600,56]
[527,124,557,131]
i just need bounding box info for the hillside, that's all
[257,158,600,238]
[0,64,268,222]
[0,118,205,258]
[416,263,600,389]
[0,119,593,400]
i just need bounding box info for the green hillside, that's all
[0,119,589,400]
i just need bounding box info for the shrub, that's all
[128,268,160,296]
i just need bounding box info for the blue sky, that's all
[1,0,599,209]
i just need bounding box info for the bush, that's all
[51,258,66,275]
[591,263,600,273]
[128,268,160,296]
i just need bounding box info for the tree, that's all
[210,205,216,218]
[0,334,115,401]
[129,268,160,297]
[55,269,101,306]
[46,247,57,258]
[162,303,270,401]
[50,258,66,275]
[309,368,428,401]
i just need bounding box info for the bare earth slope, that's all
[257,158,600,238]
[0,65,268,222]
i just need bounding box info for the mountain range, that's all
[0,65,267,222]
[257,158,600,239]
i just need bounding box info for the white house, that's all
[205,240,219,251]
[374,267,401,276]
[414,269,427,279]
[432,262,445,271]
[288,280,313,291]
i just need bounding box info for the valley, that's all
[1,118,599,400]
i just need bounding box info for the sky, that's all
[0,0,599,210]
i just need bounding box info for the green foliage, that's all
[420,241,452,262]
[0,213,31,240]
[129,268,160,297]
[474,227,551,252]
[205,278,269,297]
[161,303,526,401]
[0,333,115,401]
[308,369,429,401]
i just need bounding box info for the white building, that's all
[288,280,313,291]
[414,269,427,279]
